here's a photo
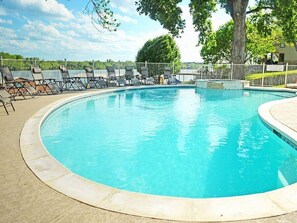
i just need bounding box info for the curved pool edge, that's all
[258,97,297,146]
[20,85,297,222]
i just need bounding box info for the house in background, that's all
[274,44,297,64]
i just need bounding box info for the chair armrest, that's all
[72,77,82,80]
[44,78,56,82]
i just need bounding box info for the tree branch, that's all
[246,6,274,15]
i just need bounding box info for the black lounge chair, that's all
[106,66,126,87]
[125,66,140,86]
[0,66,38,99]
[31,66,61,94]
[0,89,15,115]
[85,67,107,88]
[140,67,154,85]
[59,65,85,91]
[106,66,118,87]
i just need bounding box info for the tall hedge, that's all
[136,34,181,73]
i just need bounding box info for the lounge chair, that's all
[163,67,172,80]
[0,89,15,115]
[164,67,180,85]
[31,66,61,94]
[0,66,38,99]
[106,66,126,87]
[85,67,107,88]
[59,65,85,91]
[140,67,154,85]
[125,66,140,86]
[106,66,118,87]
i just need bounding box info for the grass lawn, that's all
[245,69,297,80]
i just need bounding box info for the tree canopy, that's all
[0,52,23,59]
[86,0,297,79]
[135,0,297,79]
[201,20,282,64]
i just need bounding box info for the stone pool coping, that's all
[20,85,297,222]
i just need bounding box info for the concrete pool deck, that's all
[1,87,297,222]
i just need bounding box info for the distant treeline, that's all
[1,52,203,71]
[0,52,138,70]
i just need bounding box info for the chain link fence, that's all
[1,58,297,87]
[0,59,173,84]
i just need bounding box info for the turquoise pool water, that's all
[41,87,297,198]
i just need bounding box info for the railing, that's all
[179,63,297,87]
[1,58,297,87]
[0,58,173,85]
[246,64,297,87]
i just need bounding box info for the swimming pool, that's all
[40,87,297,198]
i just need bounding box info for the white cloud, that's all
[0,26,17,39]
[1,1,211,62]
[112,0,139,16]
[0,27,22,54]
[23,21,61,41]
[0,18,12,24]
[4,13,167,61]
[115,14,137,24]
[118,6,129,14]
[8,0,74,21]
[0,6,7,16]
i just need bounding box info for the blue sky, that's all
[0,0,232,62]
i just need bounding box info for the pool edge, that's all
[20,85,297,222]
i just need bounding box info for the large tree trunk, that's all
[230,0,249,80]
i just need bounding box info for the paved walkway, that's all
[1,90,297,223]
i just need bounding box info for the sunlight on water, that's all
[41,87,297,198]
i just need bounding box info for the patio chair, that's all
[106,66,118,87]
[59,65,85,91]
[0,89,15,115]
[140,67,154,85]
[0,66,38,99]
[163,67,172,80]
[106,66,126,87]
[85,67,107,88]
[163,67,180,85]
[31,66,61,94]
[125,66,140,86]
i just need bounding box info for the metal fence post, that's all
[0,56,3,85]
[285,63,289,86]
[261,63,265,87]
[230,62,233,80]
[172,61,175,74]
[145,61,147,68]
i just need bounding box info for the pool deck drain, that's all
[1,86,297,222]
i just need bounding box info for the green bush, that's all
[136,34,181,73]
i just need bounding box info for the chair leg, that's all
[4,105,9,115]
[25,88,35,98]
[47,84,55,95]
[1,102,9,115]
[18,89,27,100]
[10,101,15,111]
